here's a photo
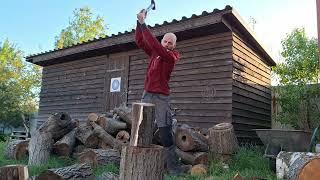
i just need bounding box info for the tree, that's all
[0,39,41,129]
[273,28,320,130]
[55,6,107,49]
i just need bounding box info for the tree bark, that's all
[175,125,208,152]
[208,123,238,157]
[38,112,77,141]
[90,121,125,152]
[120,145,165,180]
[78,149,121,167]
[53,129,76,157]
[276,151,320,180]
[113,106,132,127]
[28,131,53,166]
[35,163,93,180]
[95,172,119,180]
[116,130,130,144]
[5,139,29,160]
[105,117,127,135]
[130,102,155,146]
[175,148,208,165]
[75,125,99,148]
[0,165,28,180]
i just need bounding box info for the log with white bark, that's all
[37,112,77,141]
[35,163,93,180]
[78,149,121,167]
[95,172,119,180]
[53,129,76,157]
[5,139,29,160]
[28,131,53,166]
[0,165,29,180]
[276,151,320,180]
[208,123,238,157]
[120,145,165,180]
[90,121,125,151]
[113,106,132,126]
[175,124,208,152]
[105,117,127,135]
[116,130,130,144]
[75,124,99,148]
[175,148,208,165]
[130,102,155,146]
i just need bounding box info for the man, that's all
[135,9,189,175]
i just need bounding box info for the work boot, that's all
[165,145,192,176]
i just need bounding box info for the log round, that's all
[190,164,208,176]
[120,145,164,180]
[0,165,28,179]
[116,130,130,144]
[53,129,76,157]
[175,125,208,152]
[75,125,99,148]
[277,151,320,180]
[78,149,121,167]
[87,113,99,122]
[208,123,238,157]
[28,131,53,166]
[35,163,93,180]
[5,139,29,160]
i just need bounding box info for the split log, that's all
[53,129,76,157]
[0,165,28,180]
[175,124,208,152]
[190,164,208,176]
[113,106,132,126]
[175,148,208,165]
[28,131,53,166]
[78,149,121,167]
[90,121,125,151]
[120,145,165,180]
[208,123,238,157]
[5,139,29,160]
[38,112,77,141]
[105,117,127,135]
[95,172,119,180]
[35,163,93,180]
[75,125,99,148]
[276,151,320,180]
[130,102,155,146]
[116,130,130,144]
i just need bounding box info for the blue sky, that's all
[0,0,317,62]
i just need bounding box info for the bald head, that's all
[161,32,177,50]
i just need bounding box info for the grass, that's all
[0,140,275,179]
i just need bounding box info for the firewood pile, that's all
[3,105,239,179]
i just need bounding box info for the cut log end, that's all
[190,164,207,176]
[116,130,130,144]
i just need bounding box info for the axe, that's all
[145,0,156,14]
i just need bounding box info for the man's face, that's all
[161,35,175,50]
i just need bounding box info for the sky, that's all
[0,0,318,64]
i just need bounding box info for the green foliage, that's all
[272,28,320,130]
[93,163,119,176]
[0,39,41,128]
[55,6,107,49]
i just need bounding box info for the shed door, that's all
[105,54,129,111]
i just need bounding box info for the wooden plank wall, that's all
[231,32,272,141]
[37,55,108,127]
[127,32,234,128]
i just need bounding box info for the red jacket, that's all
[135,22,180,95]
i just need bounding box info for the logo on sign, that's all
[110,77,121,92]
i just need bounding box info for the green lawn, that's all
[0,141,275,179]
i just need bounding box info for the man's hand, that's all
[137,9,146,24]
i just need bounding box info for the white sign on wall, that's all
[110,77,121,92]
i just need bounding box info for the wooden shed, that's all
[27,6,276,142]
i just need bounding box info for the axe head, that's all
[151,0,156,10]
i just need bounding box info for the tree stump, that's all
[120,145,165,180]
[28,131,53,166]
[0,165,28,180]
[75,125,99,148]
[175,124,208,152]
[53,129,76,157]
[208,123,238,159]
[116,130,130,144]
[130,102,155,146]
[276,151,320,180]
[78,149,121,167]
[5,139,29,160]
[176,148,208,165]
[35,163,93,180]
